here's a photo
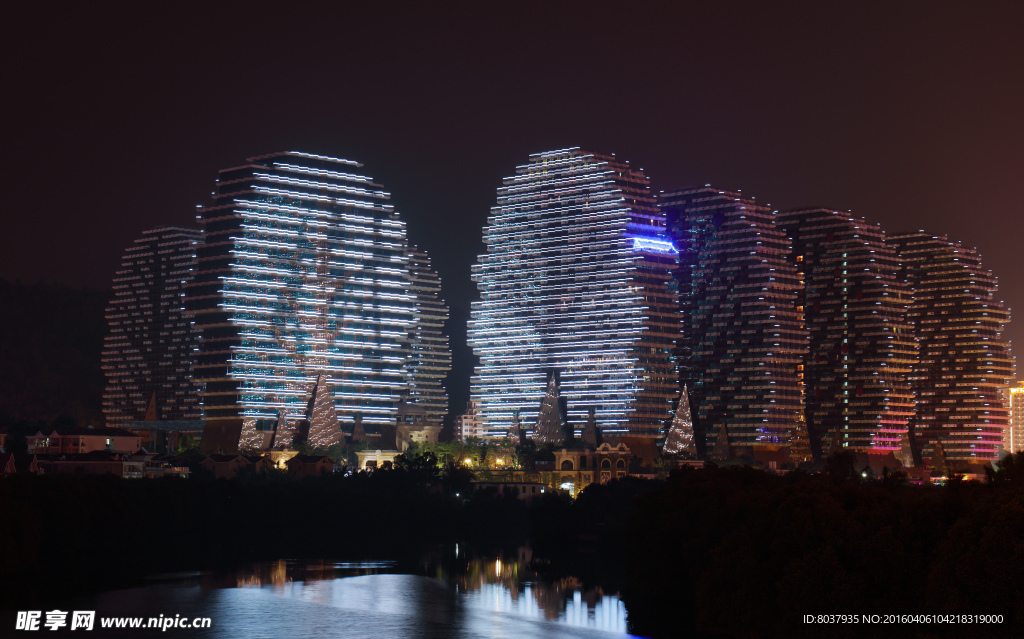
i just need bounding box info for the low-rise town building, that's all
[285,454,336,478]
[27,428,142,455]
[356,449,401,471]
[470,481,547,502]
[201,454,272,479]
[37,450,144,478]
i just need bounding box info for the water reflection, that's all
[42,553,636,639]
[421,547,628,631]
[221,559,397,589]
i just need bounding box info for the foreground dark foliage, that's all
[618,464,1024,638]
[6,457,1024,638]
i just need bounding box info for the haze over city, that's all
[3,1,1021,411]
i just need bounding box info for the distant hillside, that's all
[0,279,108,425]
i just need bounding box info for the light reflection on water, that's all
[70,556,636,639]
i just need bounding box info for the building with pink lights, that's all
[778,209,917,458]
[889,232,1014,462]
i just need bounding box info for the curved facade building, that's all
[779,209,917,456]
[188,152,426,451]
[102,227,203,424]
[469,148,679,438]
[889,232,1014,461]
[661,187,807,453]
[406,244,451,423]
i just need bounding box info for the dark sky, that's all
[3,1,1022,410]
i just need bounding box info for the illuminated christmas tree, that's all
[305,373,342,449]
[238,419,264,452]
[507,409,523,444]
[663,385,696,457]
[897,430,915,468]
[534,370,569,446]
[270,408,295,450]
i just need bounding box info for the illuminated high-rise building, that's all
[406,244,451,423]
[469,148,679,438]
[778,209,917,457]
[889,232,1014,461]
[1010,382,1024,453]
[661,187,806,454]
[102,227,203,424]
[188,152,422,452]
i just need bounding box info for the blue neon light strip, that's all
[632,236,678,254]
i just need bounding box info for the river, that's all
[6,549,640,638]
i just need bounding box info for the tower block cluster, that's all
[99,147,1014,466]
[102,152,450,454]
[471,153,1014,466]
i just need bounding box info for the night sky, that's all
[3,1,1021,411]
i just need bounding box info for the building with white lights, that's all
[406,245,451,423]
[188,152,432,452]
[661,187,807,454]
[469,148,679,439]
[102,227,203,424]
[778,209,917,457]
[889,232,1014,461]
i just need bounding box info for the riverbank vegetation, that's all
[4,452,1024,637]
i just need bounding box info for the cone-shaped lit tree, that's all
[534,370,568,446]
[351,414,365,444]
[269,408,294,450]
[238,419,264,452]
[711,423,732,461]
[507,409,524,445]
[930,438,951,479]
[897,430,915,469]
[664,385,696,458]
[826,425,845,457]
[305,374,342,448]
